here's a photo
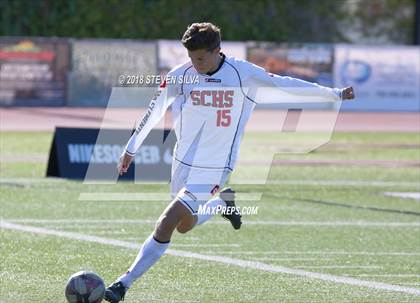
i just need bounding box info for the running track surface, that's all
[0,107,419,132]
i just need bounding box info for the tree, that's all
[340,0,416,44]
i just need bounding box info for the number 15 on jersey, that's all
[216,109,231,127]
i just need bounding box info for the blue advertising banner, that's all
[334,44,420,112]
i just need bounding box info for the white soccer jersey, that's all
[125,54,342,171]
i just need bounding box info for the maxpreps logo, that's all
[340,60,371,86]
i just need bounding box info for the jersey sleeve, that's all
[124,79,178,156]
[240,61,342,104]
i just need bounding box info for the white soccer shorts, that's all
[170,160,230,214]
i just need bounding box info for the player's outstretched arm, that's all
[119,78,178,175]
[242,60,355,103]
[341,86,355,100]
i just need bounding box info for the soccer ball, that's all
[65,271,105,303]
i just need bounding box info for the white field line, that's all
[119,237,143,241]
[36,227,142,232]
[79,193,170,201]
[296,266,381,269]
[1,220,419,296]
[1,178,419,188]
[84,231,130,235]
[7,219,157,224]
[282,251,420,256]
[184,237,200,241]
[232,180,420,187]
[252,257,331,261]
[0,178,166,185]
[384,192,420,200]
[210,251,420,256]
[355,275,420,278]
[0,178,66,184]
[241,222,420,227]
[78,192,262,201]
[7,218,420,227]
[171,244,240,248]
[403,284,420,288]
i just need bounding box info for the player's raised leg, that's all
[104,199,192,303]
[176,186,242,232]
[195,187,242,229]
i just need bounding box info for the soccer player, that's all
[104,22,355,302]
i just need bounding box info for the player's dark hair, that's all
[181,22,221,51]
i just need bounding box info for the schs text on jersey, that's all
[190,90,234,108]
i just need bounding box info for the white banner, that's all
[68,39,157,106]
[334,44,420,111]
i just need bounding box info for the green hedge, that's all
[0,0,415,44]
[1,0,345,42]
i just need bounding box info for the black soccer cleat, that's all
[104,281,127,303]
[219,187,242,230]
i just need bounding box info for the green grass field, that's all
[1,131,419,302]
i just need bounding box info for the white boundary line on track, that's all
[1,220,419,296]
[7,219,420,227]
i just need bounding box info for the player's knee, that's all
[176,215,196,234]
[155,211,183,233]
[176,225,188,234]
[176,224,192,234]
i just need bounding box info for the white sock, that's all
[196,197,226,225]
[118,234,169,288]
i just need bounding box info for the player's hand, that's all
[118,152,134,176]
[341,86,355,100]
